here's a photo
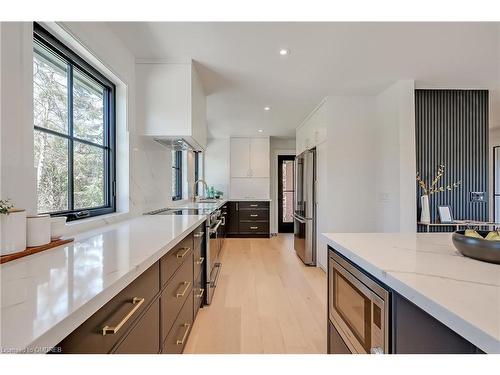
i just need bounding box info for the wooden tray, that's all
[0,238,74,264]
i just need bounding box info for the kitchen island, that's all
[1,214,206,353]
[323,233,500,354]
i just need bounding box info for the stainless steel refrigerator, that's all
[293,148,316,265]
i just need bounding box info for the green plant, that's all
[0,199,14,215]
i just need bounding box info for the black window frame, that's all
[172,150,183,201]
[194,151,202,196]
[33,23,116,221]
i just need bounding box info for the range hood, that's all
[136,60,207,152]
[154,136,204,151]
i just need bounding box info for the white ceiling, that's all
[107,22,500,138]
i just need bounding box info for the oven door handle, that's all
[210,220,222,234]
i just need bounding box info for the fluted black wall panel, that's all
[415,89,488,232]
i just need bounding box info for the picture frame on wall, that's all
[438,206,454,223]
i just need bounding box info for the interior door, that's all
[278,155,295,233]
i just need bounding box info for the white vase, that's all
[50,216,67,240]
[420,195,431,223]
[27,214,51,247]
[0,209,27,255]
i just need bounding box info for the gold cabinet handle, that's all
[101,297,145,336]
[250,214,258,217]
[176,281,191,298]
[176,323,191,345]
[196,257,205,265]
[176,247,191,258]
[195,288,205,298]
[194,231,205,238]
[250,226,258,229]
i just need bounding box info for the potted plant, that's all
[0,199,27,255]
[416,165,461,223]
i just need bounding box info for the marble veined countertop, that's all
[323,233,500,353]
[0,214,206,353]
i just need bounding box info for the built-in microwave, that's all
[328,251,390,354]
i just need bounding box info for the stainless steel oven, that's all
[329,251,390,354]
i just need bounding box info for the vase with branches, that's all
[416,164,461,223]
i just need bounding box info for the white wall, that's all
[270,137,296,234]
[0,22,175,235]
[306,81,416,271]
[204,137,230,197]
[374,80,416,232]
[0,23,36,213]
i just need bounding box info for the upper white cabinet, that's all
[229,137,270,199]
[136,61,207,150]
[249,138,270,177]
[296,99,327,154]
[230,138,251,177]
[230,137,270,178]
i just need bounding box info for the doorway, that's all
[278,155,295,233]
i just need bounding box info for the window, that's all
[194,151,204,195]
[172,150,183,200]
[33,23,116,221]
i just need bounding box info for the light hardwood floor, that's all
[184,234,327,354]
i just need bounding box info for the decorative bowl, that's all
[452,230,500,264]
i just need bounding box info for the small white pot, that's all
[50,216,67,240]
[27,215,51,247]
[0,209,27,255]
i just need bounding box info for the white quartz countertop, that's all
[323,233,500,353]
[0,214,206,353]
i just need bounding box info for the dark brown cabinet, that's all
[162,290,194,354]
[57,262,160,354]
[226,201,270,238]
[56,223,206,354]
[227,201,239,235]
[113,299,160,354]
[392,292,483,354]
[160,252,194,344]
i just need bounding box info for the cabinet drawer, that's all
[239,210,269,221]
[58,262,160,353]
[160,234,193,287]
[162,291,194,354]
[193,223,205,252]
[239,222,269,234]
[113,299,160,354]
[194,245,205,281]
[161,254,194,342]
[193,272,204,319]
[239,201,269,210]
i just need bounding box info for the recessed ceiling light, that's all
[264,106,271,111]
[258,129,263,133]
[279,48,290,56]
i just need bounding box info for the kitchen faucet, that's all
[192,179,209,202]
